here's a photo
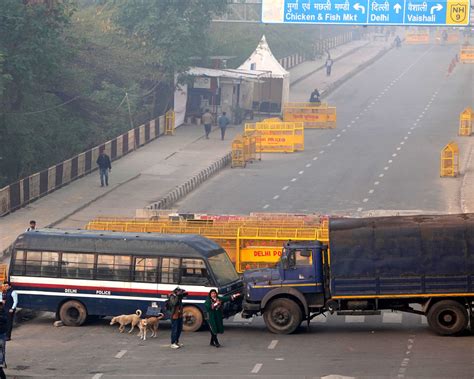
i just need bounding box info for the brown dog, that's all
[110,310,142,333]
[138,314,164,340]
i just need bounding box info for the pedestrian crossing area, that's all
[231,310,428,326]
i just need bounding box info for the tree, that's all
[113,0,228,113]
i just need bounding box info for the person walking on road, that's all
[325,57,333,77]
[3,282,17,342]
[204,289,240,348]
[168,287,187,349]
[96,149,111,187]
[26,220,36,232]
[201,109,213,139]
[218,112,230,141]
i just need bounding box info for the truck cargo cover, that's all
[329,214,474,296]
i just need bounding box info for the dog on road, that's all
[138,314,164,340]
[110,310,143,333]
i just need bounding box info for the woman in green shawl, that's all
[204,289,240,347]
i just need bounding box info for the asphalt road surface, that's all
[177,44,474,216]
[6,311,474,378]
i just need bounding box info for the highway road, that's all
[7,311,474,378]
[177,44,474,216]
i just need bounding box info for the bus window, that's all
[134,257,158,283]
[161,258,180,284]
[97,255,132,281]
[180,259,210,286]
[11,250,26,275]
[61,253,94,279]
[24,251,59,277]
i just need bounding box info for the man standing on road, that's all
[96,149,111,187]
[218,112,230,141]
[325,57,333,77]
[201,109,213,139]
[3,282,18,341]
[168,287,187,349]
[26,220,36,232]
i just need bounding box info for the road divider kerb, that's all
[147,153,232,210]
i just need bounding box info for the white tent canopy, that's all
[238,35,290,111]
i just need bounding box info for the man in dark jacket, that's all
[3,282,17,341]
[168,287,187,349]
[96,150,112,187]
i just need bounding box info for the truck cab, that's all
[242,241,328,334]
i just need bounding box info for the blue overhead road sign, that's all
[261,0,471,26]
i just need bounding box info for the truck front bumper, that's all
[242,299,261,317]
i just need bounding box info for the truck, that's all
[241,213,474,336]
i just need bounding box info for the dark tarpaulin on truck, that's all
[329,214,474,296]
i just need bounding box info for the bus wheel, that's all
[59,300,88,326]
[264,298,302,334]
[182,305,203,332]
[427,300,468,336]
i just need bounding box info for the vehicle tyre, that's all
[263,298,302,334]
[427,300,468,336]
[182,305,203,332]
[59,300,88,326]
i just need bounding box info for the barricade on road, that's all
[86,214,329,272]
[231,135,246,168]
[231,134,261,168]
[283,102,337,129]
[405,33,430,44]
[440,141,459,177]
[435,32,460,44]
[458,107,473,136]
[165,110,175,135]
[460,46,474,63]
[245,122,304,152]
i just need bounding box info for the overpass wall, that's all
[0,115,165,217]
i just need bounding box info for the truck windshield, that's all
[208,251,240,286]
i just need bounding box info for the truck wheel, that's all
[427,300,468,336]
[183,305,203,332]
[59,300,88,326]
[264,298,302,334]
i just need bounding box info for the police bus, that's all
[9,229,243,331]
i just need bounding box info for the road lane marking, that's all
[357,207,363,212]
[392,153,397,157]
[115,350,127,359]
[273,195,279,200]
[298,170,304,175]
[379,173,384,178]
[396,147,401,151]
[263,204,270,209]
[374,181,380,185]
[345,315,365,323]
[251,363,263,374]
[291,178,297,182]
[351,120,355,124]
[275,358,285,361]
[388,160,393,163]
[363,198,369,203]
[331,139,336,143]
[342,129,347,133]
[319,150,325,154]
[233,313,253,324]
[382,312,402,323]
[368,189,374,194]
[337,134,341,137]
[400,141,405,145]
[92,375,103,379]
[404,136,408,139]
[408,131,412,135]
[306,163,311,168]
[313,156,318,160]
[347,125,352,128]
[282,186,289,191]
[421,316,427,324]
[268,340,279,349]
[327,143,332,146]
[384,166,389,170]
[356,116,360,120]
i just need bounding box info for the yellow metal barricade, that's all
[459,107,473,136]
[245,122,304,152]
[405,33,430,44]
[165,110,175,135]
[440,141,459,177]
[85,215,329,273]
[283,103,337,129]
[460,47,474,63]
[231,135,246,168]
